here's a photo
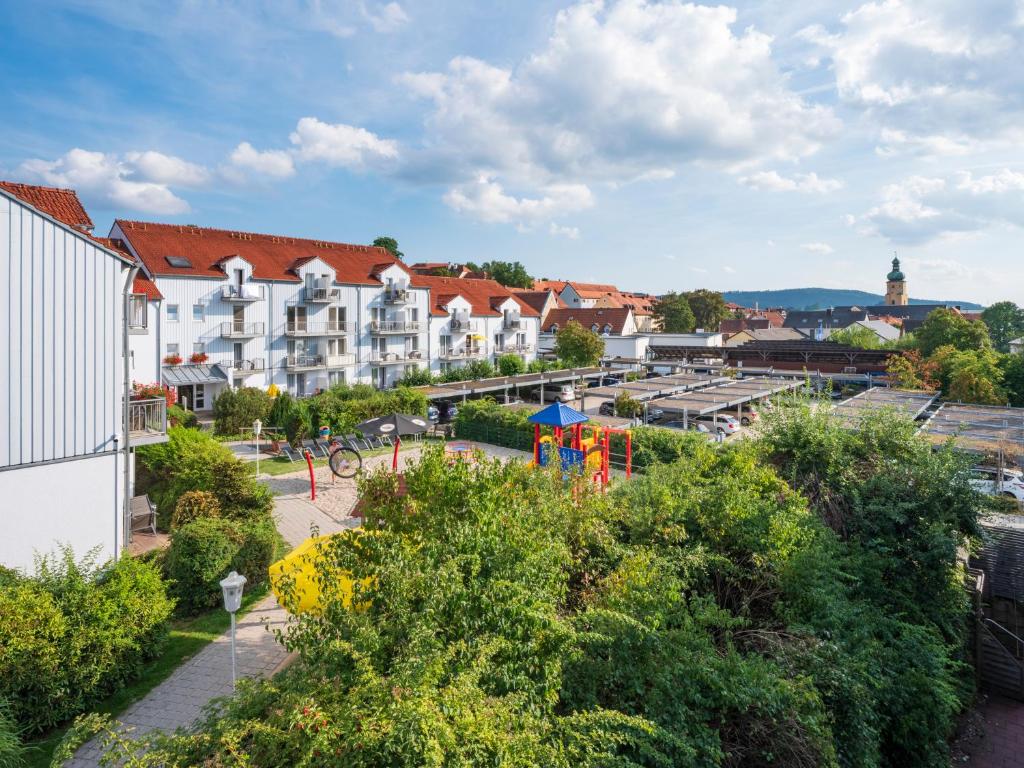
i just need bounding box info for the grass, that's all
[254,438,443,477]
[23,583,272,768]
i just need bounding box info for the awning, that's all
[162,364,229,386]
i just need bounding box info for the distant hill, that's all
[722,288,984,312]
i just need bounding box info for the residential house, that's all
[539,307,636,354]
[511,288,564,326]
[724,328,806,346]
[1010,338,1023,355]
[0,183,167,571]
[846,319,901,344]
[112,220,431,404]
[413,275,540,376]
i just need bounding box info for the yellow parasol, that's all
[269,532,374,614]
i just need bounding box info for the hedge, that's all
[0,551,173,734]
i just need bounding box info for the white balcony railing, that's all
[224,358,265,373]
[285,354,326,370]
[439,347,485,360]
[126,397,168,446]
[220,321,265,338]
[305,286,342,303]
[369,350,424,365]
[496,343,534,354]
[383,288,411,304]
[449,318,478,332]
[326,353,356,368]
[502,318,524,331]
[284,320,352,336]
[221,285,264,302]
[370,320,423,334]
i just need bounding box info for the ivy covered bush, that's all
[213,386,272,436]
[0,550,173,734]
[170,490,221,529]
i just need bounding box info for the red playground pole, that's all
[392,436,401,471]
[305,449,316,501]
[625,433,632,479]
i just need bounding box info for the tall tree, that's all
[476,260,533,288]
[372,236,404,261]
[553,320,605,367]
[981,301,1024,353]
[684,289,729,331]
[651,292,696,332]
[999,352,1024,407]
[914,308,991,356]
[829,325,883,349]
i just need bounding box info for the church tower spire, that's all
[884,254,907,306]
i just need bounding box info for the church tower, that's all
[885,256,907,306]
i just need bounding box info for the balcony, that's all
[221,285,265,303]
[370,320,423,334]
[369,350,425,365]
[383,288,412,304]
[284,320,353,337]
[126,397,168,446]
[305,286,341,303]
[223,358,265,374]
[220,321,265,339]
[439,347,486,361]
[326,353,356,368]
[284,354,326,371]
[502,317,524,331]
[495,343,534,354]
[128,295,148,334]
[449,318,478,333]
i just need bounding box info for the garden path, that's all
[65,494,344,767]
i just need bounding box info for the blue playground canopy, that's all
[528,401,589,428]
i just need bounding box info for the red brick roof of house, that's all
[0,181,94,231]
[541,307,632,334]
[114,220,407,286]
[410,275,540,318]
[531,279,570,293]
[512,289,566,315]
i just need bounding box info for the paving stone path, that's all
[66,493,345,766]
[962,695,1024,767]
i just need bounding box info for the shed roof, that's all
[528,401,590,427]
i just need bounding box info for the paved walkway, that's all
[67,494,344,766]
[961,695,1024,767]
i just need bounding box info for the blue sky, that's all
[2,0,1022,305]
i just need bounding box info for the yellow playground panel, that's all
[269,532,374,614]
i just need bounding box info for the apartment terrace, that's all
[284,353,355,371]
[220,322,266,339]
[369,350,425,365]
[370,320,423,334]
[221,285,265,302]
[283,321,353,337]
[126,397,168,446]
[439,346,486,361]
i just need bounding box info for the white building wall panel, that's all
[0,453,122,572]
[1,194,126,469]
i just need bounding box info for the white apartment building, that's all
[414,275,540,376]
[0,183,168,571]
[111,220,432,407]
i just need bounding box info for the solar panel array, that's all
[655,377,803,416]
[921,403,1024,456]
[832,388,939,425]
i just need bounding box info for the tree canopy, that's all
[914,307,990,356]
[684,289,729,331]
[981,301,1024,353]
[372,236,404,261]
[464,260,534,288]
[828,324,884,349]
[553,320,605,367]
[652,292,696,333]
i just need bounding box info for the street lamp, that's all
[253,419,262,475]
[219,570,247,689]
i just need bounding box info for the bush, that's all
[167,404,198,429]
[497,353,526,376]
[394,368,435,387]
[0,699,26,768]
[0,551,173,734]
[207,459,273,520]
[170,490,221,529]
[213,387,272,436]
[614,391,641,418]
[299,384,428,437]
[165,519,277,615]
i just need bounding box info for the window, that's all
[439,334,452,353]
[549,324,558,332]
[167,304,179,322]
[494,333,503,351]
[165,255,193,269]
[193,342,205,355]
[591,323,600,332]
[166,343,179,356]
[192,304,204,322]
[329,370,346,386]
[603,324,612,334]
[128,295,147,329]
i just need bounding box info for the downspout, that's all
[121,264,140,556]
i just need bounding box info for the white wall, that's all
[129,299,161,383]
[602,335,650,360]
[0,451,123,572]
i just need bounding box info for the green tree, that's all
[999,352,1024,407]
[651,292,696,333]
[553,320,605,367]
[981,301,1024,353]
[914,308,991,356]
[497,353,527,377]
[613,391,642,418]
[684,289,729,331]
[931,346,1005,404]
[474,260,533,288]
[829,324,883,349]
[372,236,404,261]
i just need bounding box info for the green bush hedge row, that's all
[0,551,174,734]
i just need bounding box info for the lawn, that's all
[24,584,271,768]
[254,437,443,477]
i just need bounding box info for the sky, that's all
[1,0,1022,306]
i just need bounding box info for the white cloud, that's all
[400,0,838,224]
[548,222,580,239]
[738,170,843,193]
[443,176,594,224]
[722,265,737,273]
[289,117,398,169]
[689,266,709,274]
[227,142,296,178]
[801,241,834,254]
[361,1,409,32]
[855,168,1024,243]
[18,148,191,215]
[123,151,209,186]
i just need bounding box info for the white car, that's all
[696,415,741,435]
[969,467,1024,503]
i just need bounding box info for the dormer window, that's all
[549,323,559,332]
[603,324,612,334]
[591,323,600,332]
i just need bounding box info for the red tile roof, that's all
[114,220,406,285]
[0,181,94,231]
[531,279,570,293]
[410,275,540,318]
[541,307,632,334]
[511,289,560,315]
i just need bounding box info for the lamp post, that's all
[219,571,247,689]
[253,419,262,476]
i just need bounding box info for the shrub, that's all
[298,384,428,437]
[171,490,221,529]
[394,367,436,387]
[0,551,172,734]
[0,699,26,768]
[167,404,198,428]
[213,386,272,436]
[207,459,273,520]
[614,391,641,418]
[165,519,276,615]
[497,353,526,377]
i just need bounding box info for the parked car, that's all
[969,467,1024,503]
[427,404,439,422]
[738,406,760,427]
[658,419,711,434]
[588,375,622,388]
[695,414,741,435]
[643,406,664,423]
[598,400,616,417]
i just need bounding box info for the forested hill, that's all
[723,288,984,311]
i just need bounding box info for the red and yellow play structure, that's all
[529,401,631,487]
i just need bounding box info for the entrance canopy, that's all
[162,364,228,386]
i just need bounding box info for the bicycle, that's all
[326,434,363,478]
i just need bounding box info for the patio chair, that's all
[278,443,300,462]
[311,437,334,458]
[301,439,327,459]
[130,494,157,536]
[343,434,367,450]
